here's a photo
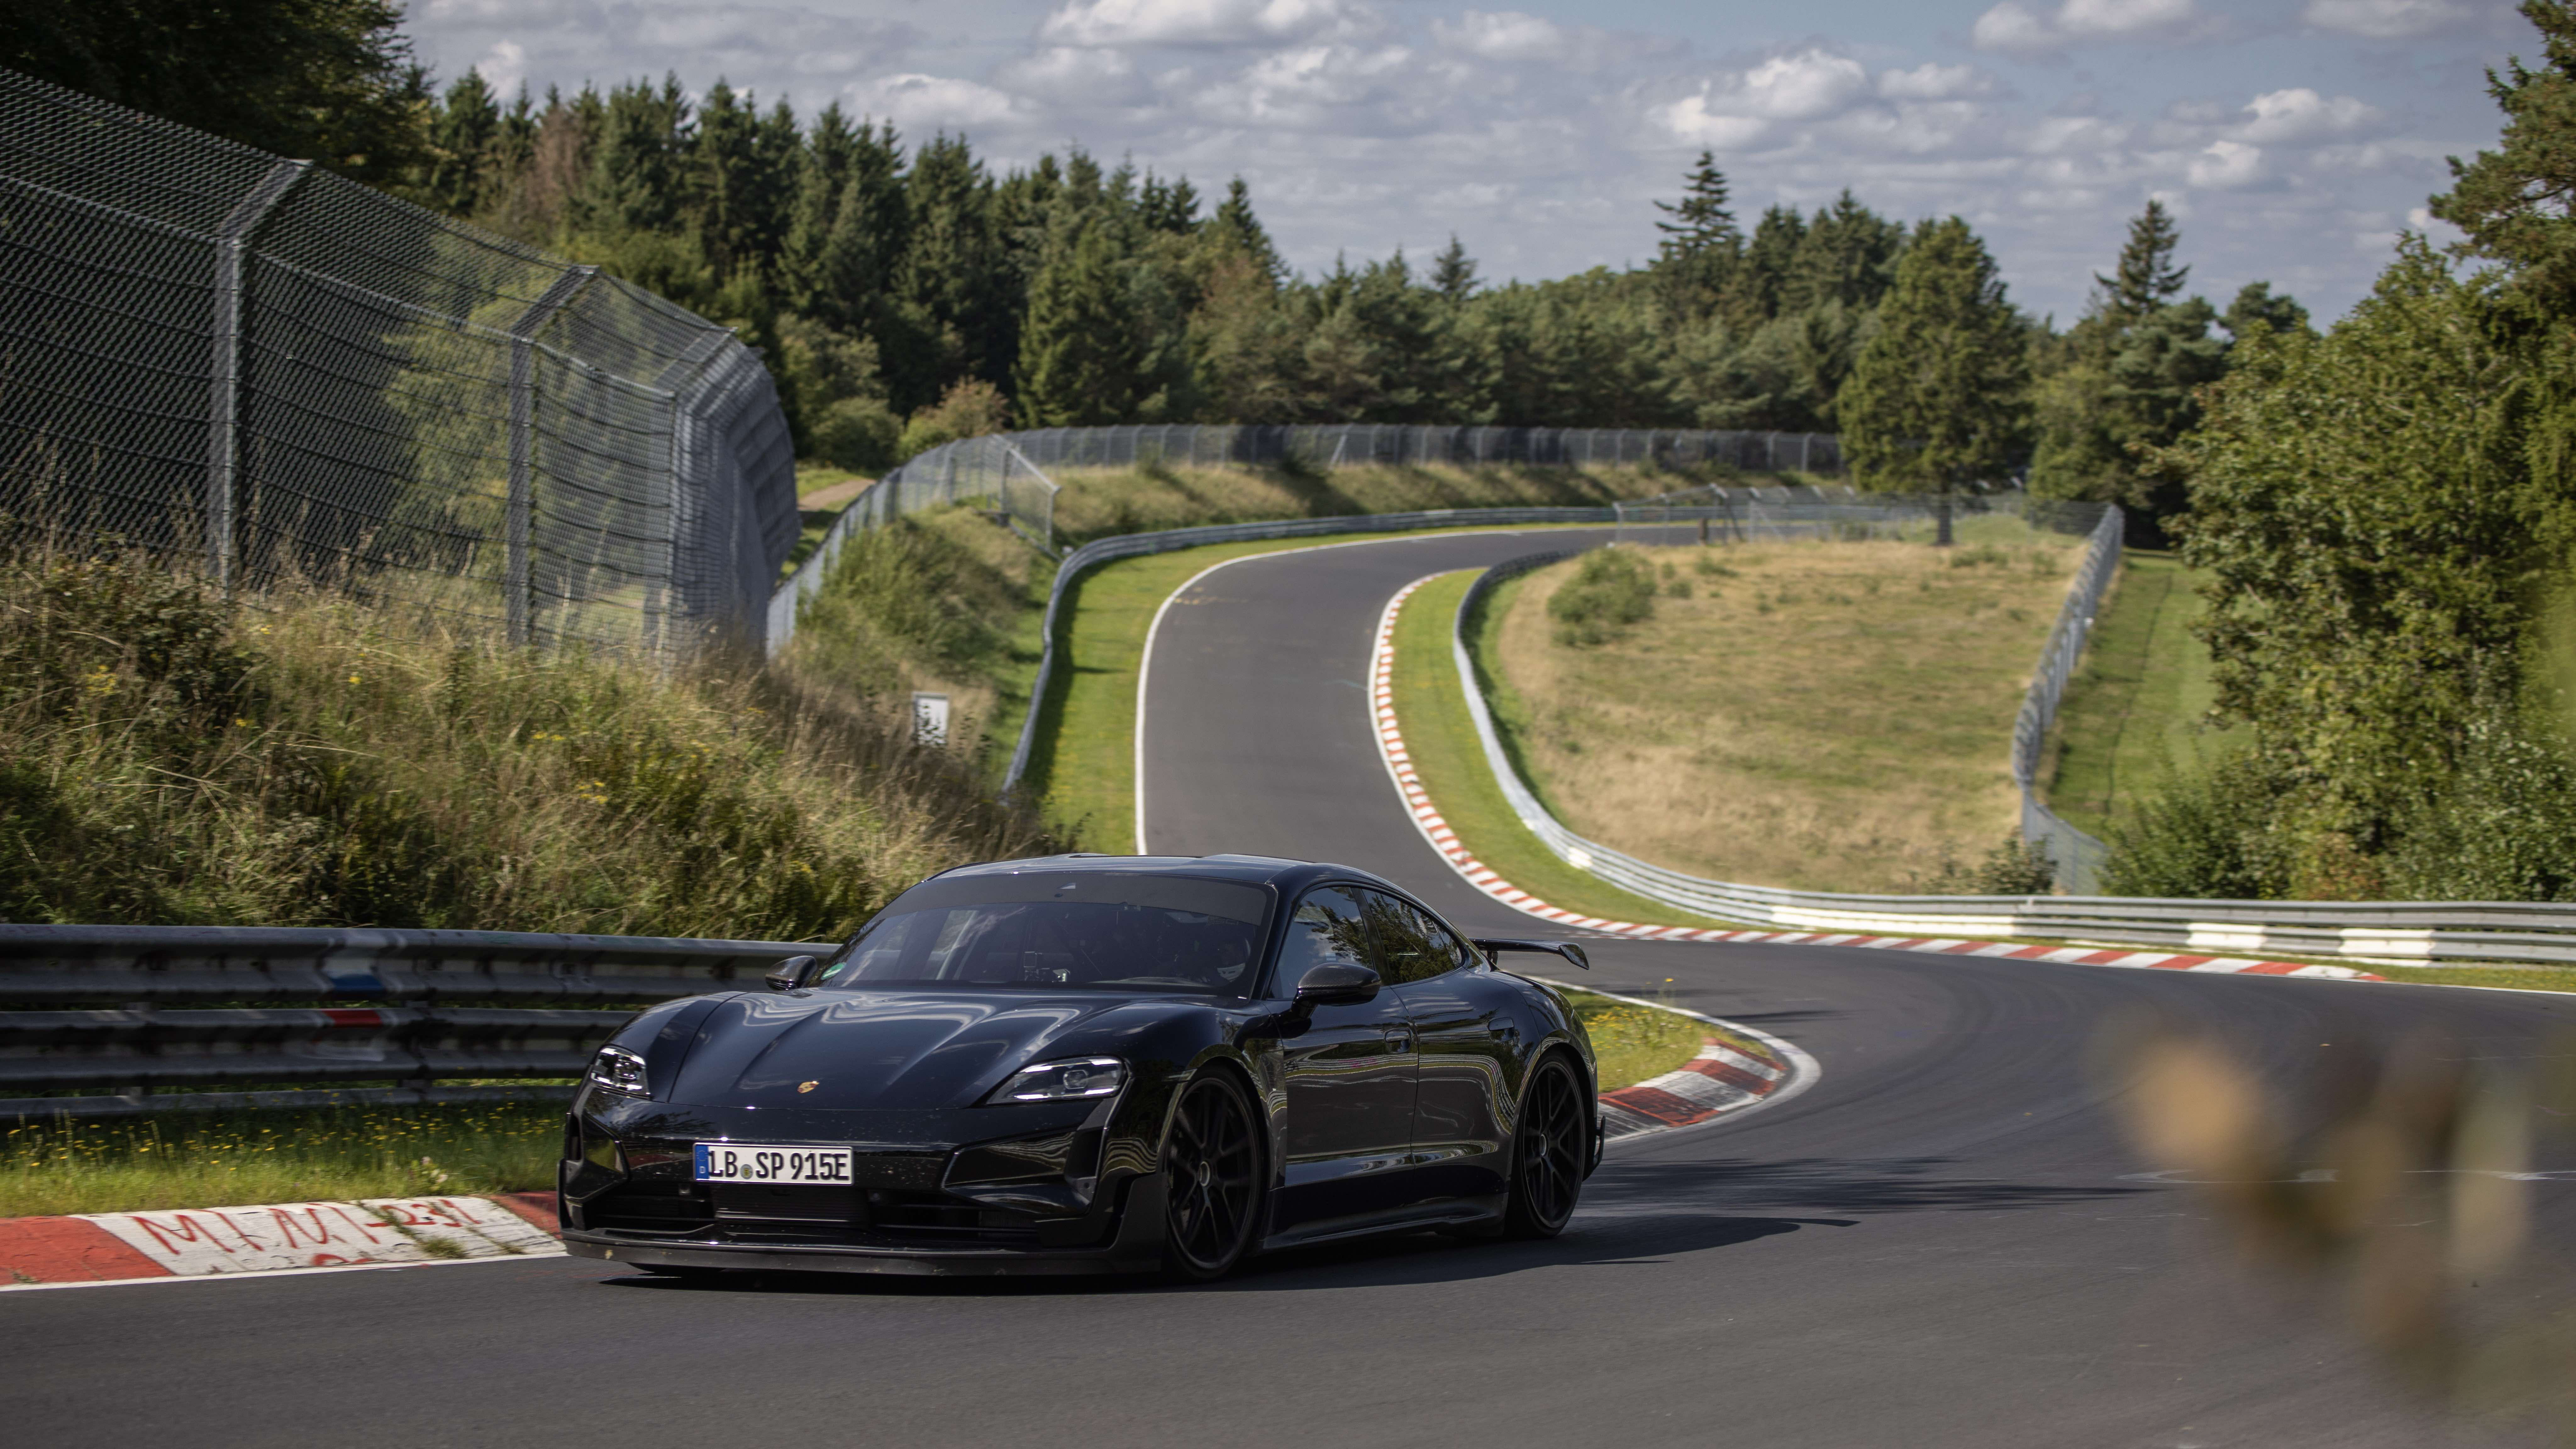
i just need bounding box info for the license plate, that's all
[692,1142,853,1185]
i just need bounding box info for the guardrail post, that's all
[503,266,595,647]
[205,159,309,592]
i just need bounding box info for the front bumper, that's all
[561,1090,1165,1275]
[563,1173,1168,1277]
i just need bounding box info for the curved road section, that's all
[4,527,2572,1449]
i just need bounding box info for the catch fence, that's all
[1000,423,1839,475]
[0,67,797,660]
[766,426,1845,656]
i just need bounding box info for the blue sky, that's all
[406,0,2539,324]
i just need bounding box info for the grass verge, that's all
[2044,551,2229,839]
[1487,519,2085,892]
[0,550,1054,936]
[0,1102,563,1219]
[1395,569,1731,927]
[1560,989,1708,1089]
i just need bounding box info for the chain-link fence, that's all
[1610,484,2096,546]
[991,423,1839,475]
[2015,505,2122,893]
[0,68,797,660]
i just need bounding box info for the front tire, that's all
[1504,1054,1587,1239]
[1161,1070,1264,1282]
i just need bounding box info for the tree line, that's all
[0,0,2205,486]
[2106,0,2576,903]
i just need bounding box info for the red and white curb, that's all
[1,1193,561,1289]
[1367,575,2385,985]
[1601,1038,1792,1138]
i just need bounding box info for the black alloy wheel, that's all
[1505,1055,1586,1239]
[1162,1070,1263,1282]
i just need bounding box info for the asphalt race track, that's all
[8,528,2575,1448]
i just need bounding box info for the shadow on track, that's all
[1592,1156,2151,1216]
[591,1158,2142,1300]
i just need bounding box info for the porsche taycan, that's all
[558,853,1602,1281]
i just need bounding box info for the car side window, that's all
[1270,886,1373,995]
[1357,890,1468,985]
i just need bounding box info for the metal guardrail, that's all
[0,924,818,1117]
[1446,547,2576,970]
[1000,507,1618,792]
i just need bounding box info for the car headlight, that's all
[587,1044,650,1097]
[985,1057,1127,1103]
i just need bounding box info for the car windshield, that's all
[813,873,1272,995]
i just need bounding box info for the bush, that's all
[0,552,1059,935]
[1548,548,1657,647]
[2101,751,2303,900]
[1914,834,2058,895]
[2385,708,2576,901]
[811,395,902,475]
[897,378,1014,462]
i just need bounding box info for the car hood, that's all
[664,990,1166,1111]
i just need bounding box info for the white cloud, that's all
[2059,0,2197,36]
[1878,63,1992,101]
[1038,0,1379,49]
[845,73,1030,130]
[2232,87,2379,143]
[1739,50,1872,119]
[473,39,528,96]
[1431,10,1563,62]
[1656,96,1774,151]
[1974,0,2202,56]
[2189,138,2265,188]
[2301,0,2470,38]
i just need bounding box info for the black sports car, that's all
[559,853,1602,1281]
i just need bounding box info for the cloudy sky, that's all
[405,0,2538,325]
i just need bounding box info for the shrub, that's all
[1914,834,2058,895]
[896,378,1013,462]
[1548,548,1657,647]
[811,395,902,475]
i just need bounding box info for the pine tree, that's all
[1841,217,2030,509]
[2431,1,2576,308]
[2099,199,2188,323]
[1431,236,1479,303]
[1654,150,1740,258]
[425,69,499,216]
[1015,214,1146,426]
[1788,190,1905,312]
[1212,177,1282,281]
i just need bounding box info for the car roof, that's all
[936,853,1410,898]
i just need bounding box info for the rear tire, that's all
[1504,1055,1587,1239]
[1161,1070,1264,1282]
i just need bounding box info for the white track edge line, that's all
[1130,526,1607,854]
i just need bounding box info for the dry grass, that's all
[1485,518,2085,893]
[1046,461,1822,545]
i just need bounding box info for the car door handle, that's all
[1384,1027,1413,1054]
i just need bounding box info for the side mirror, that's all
[764,954,819,992]
[1293,961,1381,1006]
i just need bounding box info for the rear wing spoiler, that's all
[1471,938,1590,971]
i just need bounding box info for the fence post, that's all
[503,266,595,647]
[205,158,308,591]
